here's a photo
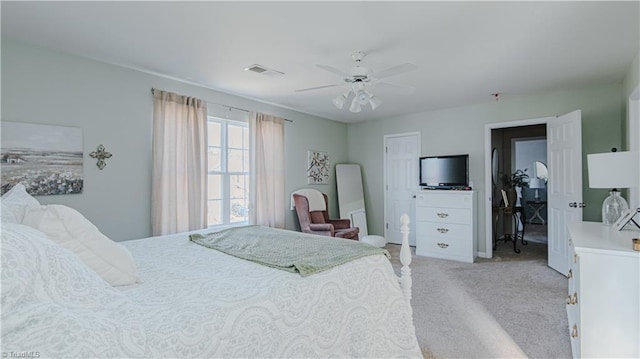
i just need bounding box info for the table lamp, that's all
[587,150,639,225]
[529,178,545,202]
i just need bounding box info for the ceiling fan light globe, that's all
[350,98,362,113]
[332,94,346,109]
[356,90,370,105]
[369,96,382,110]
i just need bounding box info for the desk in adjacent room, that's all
[526,200,546,225]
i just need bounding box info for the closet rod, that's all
[151,88,292,123]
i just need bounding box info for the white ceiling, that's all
[2,1,639,123]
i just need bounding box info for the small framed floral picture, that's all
[307,150,329,185]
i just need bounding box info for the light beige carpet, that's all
[387,242,571,359]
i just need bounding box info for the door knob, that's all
[569,202,577,208]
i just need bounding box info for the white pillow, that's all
[1,223,147,358]
[1,183,40,223]
[23,204,140,286]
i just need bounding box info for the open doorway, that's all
[485,112,582,275]
[489,124,548,260]
[514,136,548,245]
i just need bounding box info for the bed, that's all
[1,185,421,358]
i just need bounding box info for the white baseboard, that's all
[477,251,489,258]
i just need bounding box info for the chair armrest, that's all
[326,219,351,229]
[308,223,335,237]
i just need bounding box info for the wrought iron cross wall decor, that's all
[89,144,112,170]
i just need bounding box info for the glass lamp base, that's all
[602,190,629,225]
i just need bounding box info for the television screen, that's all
[419,154,469,188]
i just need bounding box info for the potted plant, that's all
[501,169,529,207]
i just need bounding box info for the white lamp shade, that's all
[332,94,347,109]
[349,97,361,112]
[587,151,639,188]
[529,178,545,189]
[369,96,382,110]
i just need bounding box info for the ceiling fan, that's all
[295,51,418,112]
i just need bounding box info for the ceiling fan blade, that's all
[294,84,341,93]
[316,64,350,78]
[374,63,418,79]
[376,81,416,93]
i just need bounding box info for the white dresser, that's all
[567,221,640,358]
[415,190,476,263]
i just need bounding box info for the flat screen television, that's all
[419,154,469,189]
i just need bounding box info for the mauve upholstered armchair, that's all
[293,193,359,240]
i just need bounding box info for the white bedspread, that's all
[120,229,422,358]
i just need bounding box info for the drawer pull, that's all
[437,242,449,248]
[437,228,449,233]
[566,292,578,305]
[436,213,449,218]
[568,269,572,279]
[571,324,578,338]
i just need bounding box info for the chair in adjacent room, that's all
[292,190,359,240]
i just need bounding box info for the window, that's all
[207,117,249,226]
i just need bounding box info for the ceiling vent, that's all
[244,64,284,76]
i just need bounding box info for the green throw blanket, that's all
[189,226,389,277]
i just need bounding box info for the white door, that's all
[547,110,583,275]
[384,133,419,245]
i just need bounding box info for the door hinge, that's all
[385,146,388,153]
[386,223,389,229]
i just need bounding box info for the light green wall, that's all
[3,39,632,249]
[623,51,640,100]
[622,50,640,150]
[1,40,347,240]
[347,83,623,254]
[622,49,640,208]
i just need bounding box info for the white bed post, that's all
[399,213,412,303]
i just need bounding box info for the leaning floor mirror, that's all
[336,164,367,237]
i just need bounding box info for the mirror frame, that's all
[535,160,548,183]
[491,148,499,185]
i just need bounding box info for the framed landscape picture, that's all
[1,121,84,195]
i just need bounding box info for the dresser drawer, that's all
[415,206,471,224]
[415,232,469,258]
[418,222,471,239]
[566,245,581,359]
[416,192,473,209]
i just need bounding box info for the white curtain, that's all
[249,112,285,228]
[152,89,207,236]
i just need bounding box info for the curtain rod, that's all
[208,102,293,123]
[151,88,292,123]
